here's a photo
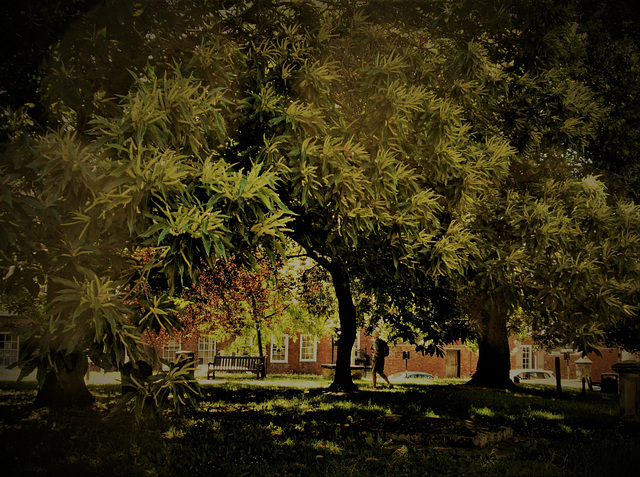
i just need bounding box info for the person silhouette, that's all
[371,331,393,389]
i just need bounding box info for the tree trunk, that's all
[327,262,358,393]
[467,304,514,389]
[256,321,266,378]
[34,353,95,408]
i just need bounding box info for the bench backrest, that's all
[213,355,265,369]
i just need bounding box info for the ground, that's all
[1,371,637,476]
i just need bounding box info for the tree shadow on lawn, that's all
[197,382,614,449]
[0,382,169,476]
[187,382,638,475]
[0,380,636,476]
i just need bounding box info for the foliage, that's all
[14,271,143,384]
[517,178,639,354]
[109,355,202,424]
[575,0,640,200]
[0,0,103,133]
[3,0,639,401]
[166,254,284,342]
[356,262,473,357]
[1,0,303,405]
[153,250,336,350]
[603,314,640,355]
[393,0,640,385]
[224,2,518,390]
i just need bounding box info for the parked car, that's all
[389,371,436,382]
[510,369,555,384]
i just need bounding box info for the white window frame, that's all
[270,335,289,363]
[300,334,317,362]
[162,339,181,362]
[522,345,532,369]
[0,332,19,367]
[198,337,217,366]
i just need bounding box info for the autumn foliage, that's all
[147,255,289,346]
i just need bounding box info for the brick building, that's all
[509,336,623,383]
[0,311,629,383]
[153,329,480,379]
[0,312,24,369]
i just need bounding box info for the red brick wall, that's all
[150,329,622,381]
[357,337,478,379]
[541,348,620,380]
[265,335,330,375]
[161,333,335,375]
[316,335,334,368]
[588,348,620,381]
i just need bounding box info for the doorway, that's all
[445,350,461,378]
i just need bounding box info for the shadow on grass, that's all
[0,377,636,476]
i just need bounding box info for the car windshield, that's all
[518,371,551,379]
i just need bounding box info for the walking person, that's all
[371,331,393,389]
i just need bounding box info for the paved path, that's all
[0,367,587,388]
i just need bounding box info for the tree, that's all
[394,0,635,389]
[158,250,335,362]
[8,0,633,401]
[576,0,640,200]
[354,1,640,389]
[462,1,640,387]
[178,255,288,345]
[230,4,515,391]
[2,0,515,396]
[568,0,640,360]
[465,176,640,388]
[1,0,292,407]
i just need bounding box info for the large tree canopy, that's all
[576,0,640,200]
[1,0,293,406]
[2,0,639,406]
[2,0,513,396]
[349,0,640,388]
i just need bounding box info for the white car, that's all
[510,369,556,384]
[389,371,436,382]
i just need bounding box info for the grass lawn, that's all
[1,375,638,476]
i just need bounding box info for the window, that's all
[198,337,216,366]
[522,345,532,369]
[300,334,317,362]
[162,339,181,363]
[271,335,289,363]
[0,333,19,367]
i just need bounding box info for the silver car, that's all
[510,368,555,384]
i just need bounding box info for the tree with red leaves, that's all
[147,252,336,359]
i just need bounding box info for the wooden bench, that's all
[207,355,266,379]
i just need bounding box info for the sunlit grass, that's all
[312,439,343,455]
[526,409,565,420]
[470,406,495,418]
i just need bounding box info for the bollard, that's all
[611,359,640,434]
[576,357,593,393]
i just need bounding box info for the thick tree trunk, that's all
[467,304,514,389]
[327,262,358,393]
[34,353,95,408]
